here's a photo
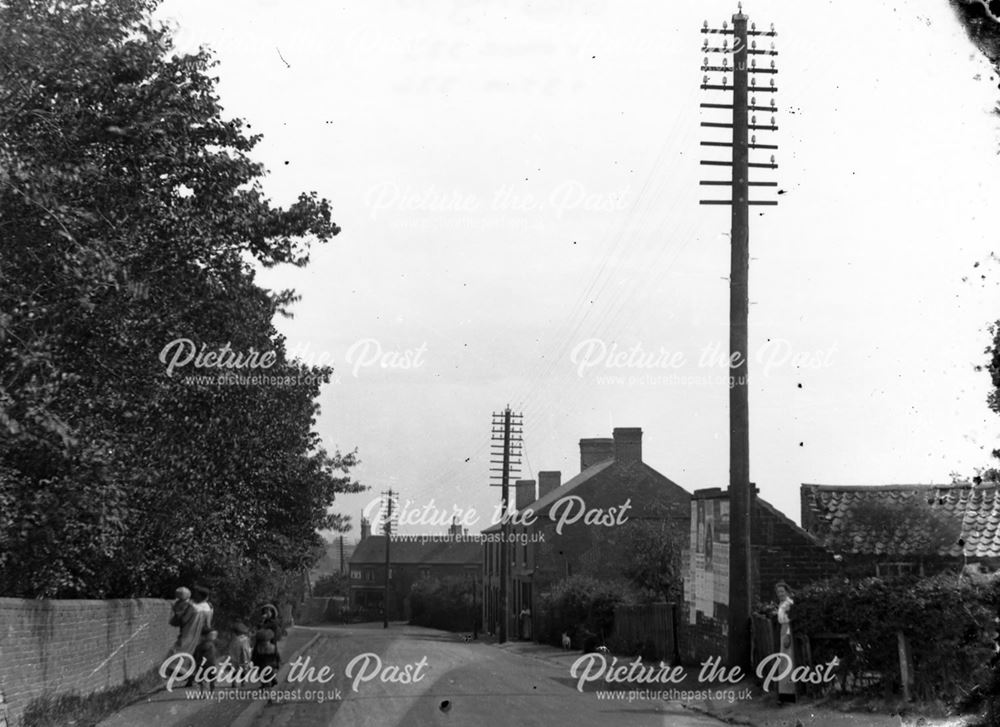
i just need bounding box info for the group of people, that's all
[169,585,285,693]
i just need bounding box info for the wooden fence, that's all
[611,602,677,662]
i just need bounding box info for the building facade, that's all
[349,521,481,621]
[482,427,691,643]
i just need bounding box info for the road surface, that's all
[250,623,726,727]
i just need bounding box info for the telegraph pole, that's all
[490,406,522,644]
[699,3,778,672]
[381,488,398,629]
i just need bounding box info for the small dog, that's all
[595,645,610,655]
[462,633,475,643]
[561,632,571,650]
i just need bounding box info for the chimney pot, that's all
[579,438,615,472]
[613,427,642,464]
[538,471,561,499]
[515,479,537,512]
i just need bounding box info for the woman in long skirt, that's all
[775,581,796,703]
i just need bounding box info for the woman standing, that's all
[775,581,796,703]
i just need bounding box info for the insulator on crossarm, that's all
[751,115,756,124]
[722,75,728,87]
[751,40,757,50]
[723,20,728,30]
[722,57,728,68]
[703,74,709,84]
[703,20,709,29]
[770,98,776,109]
[723,39,729,50]
[771,59,776,69]
[751,58,756,68]
[704,56,709,66]
[703,37,709,49]
[770,154,776,164]
[770,115,775,125]
[751,135,756,144]
[751,96,756,105]
[750,77,756,87]
[770,23,775,33]
[751,22,756,31]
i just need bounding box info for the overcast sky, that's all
[158,0,1000,534]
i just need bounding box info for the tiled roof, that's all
[800,483,1000,558]
[350,535,481,566]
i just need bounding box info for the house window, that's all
[350,569,361,580]
[363,569,375,582]
[419,567,431,579]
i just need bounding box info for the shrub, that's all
[784,573,998,704]
[409,577,480,633]
[540,575,637,649]
[313,573,349,598]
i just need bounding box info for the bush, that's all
[538,575,637,649]
[784,573,998,704]
[313,573,349,598]
[409,577,480,633]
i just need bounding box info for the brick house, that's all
[348,520,481,620]
[800,482,1000,575]
[482,427,691,642]
[680,487,839,663]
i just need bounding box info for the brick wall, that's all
[0,598,173,726]
[681,491,840,665]
[752,500,840,602]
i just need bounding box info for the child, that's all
[227,621,252,687]
[170,587,191,627]
[192,627,219,693]
[252,628,281,691]
[256,604,285,643]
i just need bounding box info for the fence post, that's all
[896,631,913,702]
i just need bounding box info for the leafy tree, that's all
[972,322,1000,484]
[580,502,686,602]
[0,0,363,606]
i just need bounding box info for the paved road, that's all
[251,623,725,727]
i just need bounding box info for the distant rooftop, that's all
[801,482,1000,558]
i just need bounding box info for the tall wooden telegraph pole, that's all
[699,3,778,671]
[381,488,398,629]
[490,406,522,644]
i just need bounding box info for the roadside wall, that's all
[0,598,173,726]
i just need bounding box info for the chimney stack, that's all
[579,438,615,472]
[538,471,561,499]
[448,517,462,538]
[515,479,537,512]
[360,516,371,540]
[612,427,642,465]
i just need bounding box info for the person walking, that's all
[174,585,214,687]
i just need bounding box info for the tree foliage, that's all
[581,502,686,602]
[0,0,363,608]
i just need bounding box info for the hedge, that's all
[785,574,998,703]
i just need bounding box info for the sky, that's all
[157,0,1000,536]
